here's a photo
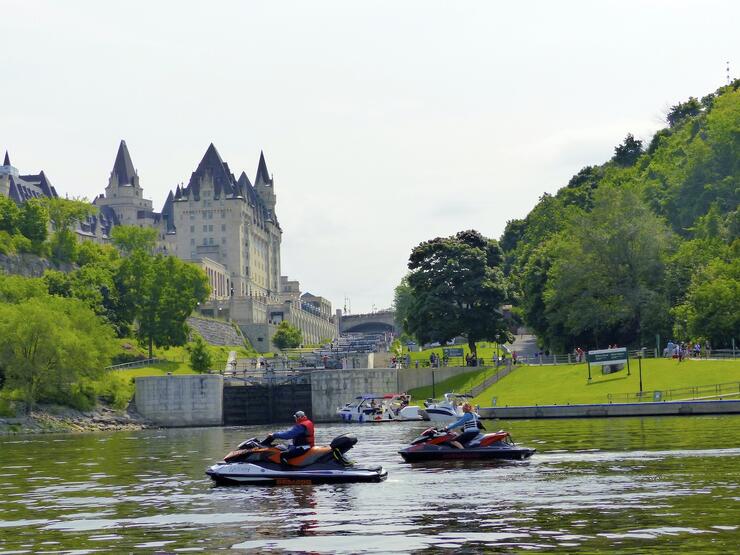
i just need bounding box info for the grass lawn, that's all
[406,341,510,366]
[470,358,740,407]
[407,366,500,401]
[114,342,255,380]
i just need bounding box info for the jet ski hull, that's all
[207,461,388,485]
[399,444,535,462]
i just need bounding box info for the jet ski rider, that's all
[443,402,479,449]
[266,411,315,465]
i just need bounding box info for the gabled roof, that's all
[111,140,137,186]
[255,151,273,186]
[182,143,238,200]
[161,190,176,232]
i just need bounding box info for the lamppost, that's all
[638,349,643,394]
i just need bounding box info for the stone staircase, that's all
[187,316,244,346]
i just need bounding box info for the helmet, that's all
[293,410,306,419]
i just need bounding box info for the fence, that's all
[107,358,161,371]
[607,381,740,403]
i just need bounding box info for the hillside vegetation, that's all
[502,82,739,352]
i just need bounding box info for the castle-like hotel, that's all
[0,142,338,351]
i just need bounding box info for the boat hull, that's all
[206,462,388,485]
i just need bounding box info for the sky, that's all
[2,0,738,313]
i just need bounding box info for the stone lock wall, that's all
[134,375,223,427]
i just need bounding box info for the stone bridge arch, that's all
[339,310,399,335]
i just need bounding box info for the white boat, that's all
[418,392,473,423]
[337,394,425,423]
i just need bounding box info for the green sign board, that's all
[587,348,628,366]
[443,348,464,358]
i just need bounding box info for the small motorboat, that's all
[207,434,387,485]
[337,393,425,422]
[398,427,536,462]
[418,392,472,423]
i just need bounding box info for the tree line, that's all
[396,82,738,353]
[0,204,210,411]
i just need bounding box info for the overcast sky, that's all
[2,1,737,313]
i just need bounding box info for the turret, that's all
[254,151,276,215]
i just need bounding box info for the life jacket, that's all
[295,416,315,447]
[462,412,479,433]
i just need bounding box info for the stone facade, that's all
[94,141,338,351]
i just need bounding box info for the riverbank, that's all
[0,405,152,435]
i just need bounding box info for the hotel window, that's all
[221,224,226,232]
[190,225,195,233]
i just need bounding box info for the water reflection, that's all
[0,416,738,553]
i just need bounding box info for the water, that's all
[0,416,738,553]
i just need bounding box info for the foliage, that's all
[612,133,644,166]
[18,199,49,244]
[0,194,21,234]
[43,197,96,262]
[506,82,740,349]
[403,230,510,356]
[0,295,115,409]
[118,251,210,357]
[272,321,303,349]
[672,257,739,346]
[111,225,157,255]
[189,336,213,372]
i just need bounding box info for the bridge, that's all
[339,310,399,334]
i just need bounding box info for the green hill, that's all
[502,82,739,352]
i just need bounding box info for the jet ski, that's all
[399,427,535,462]
[206,434,388,485]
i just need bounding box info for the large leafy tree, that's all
[272,321,303,349]
[403,230,510,358]
[117,251,209,357]
[18,199,49,243]
[111,225,157,255]
[672,258,739,347]
[542,187,673,350]
[0,296,114,408]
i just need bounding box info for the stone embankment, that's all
[0,405,152,435]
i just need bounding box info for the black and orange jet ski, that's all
[399,427,535,462]
[206,434,387,485]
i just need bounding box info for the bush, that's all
[11,234,33,253]
[0,230,15,255]
[94,372,134,410]
[189,336,212,373]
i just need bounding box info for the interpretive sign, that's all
[587,348,628,366]
[443,348,464,358]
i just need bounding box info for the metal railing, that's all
[607,381,740,403]
[107,358,161,371]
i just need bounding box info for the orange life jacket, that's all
[296,416,315,447]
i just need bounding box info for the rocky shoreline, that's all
[0,405,153,435]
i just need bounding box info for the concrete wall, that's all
[309,368,399,422]
[135,375,223,427]
[478,399,740,419]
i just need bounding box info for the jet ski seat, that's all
[284,447,333,467]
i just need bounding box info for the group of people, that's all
[268,401,481,462]
[664,340,707,361]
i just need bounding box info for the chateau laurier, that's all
[0,142,338,351]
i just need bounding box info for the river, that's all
[0,416,738,553]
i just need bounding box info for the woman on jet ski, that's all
[443,402,479,449]
[266,411,315,464]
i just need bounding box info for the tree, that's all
[667,96,702,127]
[18,199,49,243]
[117,252,210,357]
[0,296,114,409]
[272,321,303,349]
[43,197,96,262]
[542,187,673,350]
[0,195,21,234]
[189,336,213,372]
[404,230,510,358]
[672,258,739,347]
[612,133,644,167]
[393,277,415,340]
[111,225,157,255]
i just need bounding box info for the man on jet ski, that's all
[443,402,479,449]
[266,410,315,465]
